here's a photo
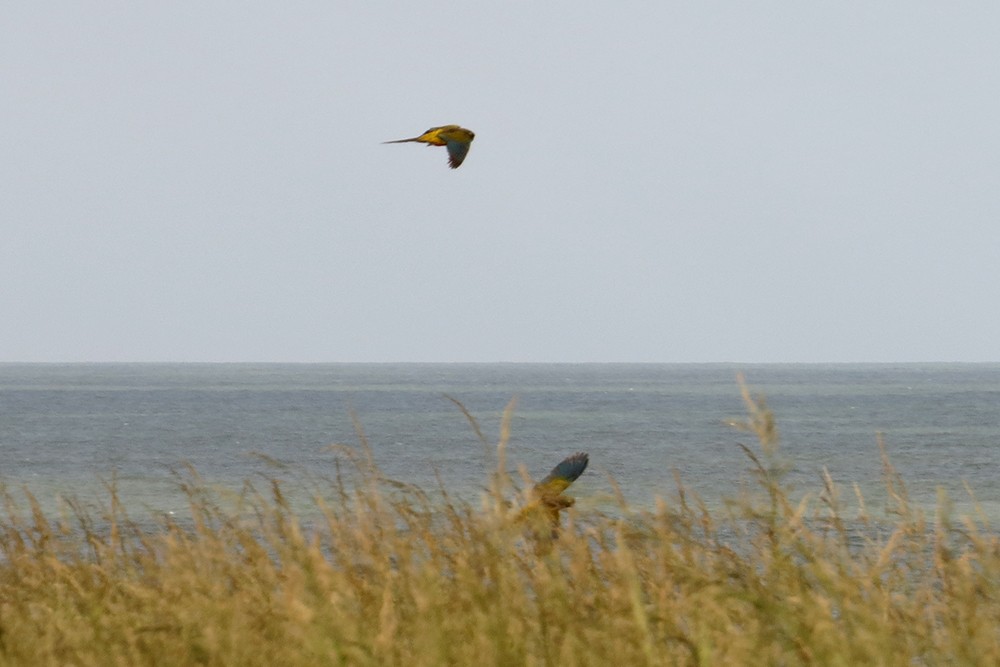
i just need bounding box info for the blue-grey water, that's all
[2,363,1000,524]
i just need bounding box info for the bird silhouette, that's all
[383,125,475,169]
[518,452,589,533]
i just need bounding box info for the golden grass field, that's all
[1,384,998,665]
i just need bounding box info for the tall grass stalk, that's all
[1,391,998,665]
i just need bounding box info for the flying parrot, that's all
[518,452,589,532]
[383,125,476,169]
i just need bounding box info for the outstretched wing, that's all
[533,452,589,498]
[444,138,471,168]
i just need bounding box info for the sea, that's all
[2,363,1000,526]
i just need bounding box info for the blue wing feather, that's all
[536,452,589,494]
[445,139,471,168]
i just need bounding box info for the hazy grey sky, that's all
[3,3,999,362]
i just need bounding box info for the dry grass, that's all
[1,388,999,666]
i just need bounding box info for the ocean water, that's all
[2,363,1000,523]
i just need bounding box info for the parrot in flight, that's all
[518,452,589,532]
[384,125,476,169]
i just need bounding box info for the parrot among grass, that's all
[518,452,589,533]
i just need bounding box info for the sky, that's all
[3,3,1000,363]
